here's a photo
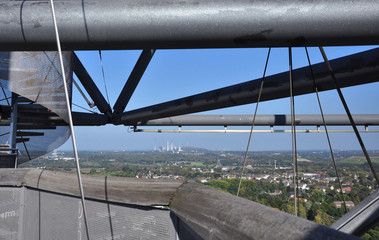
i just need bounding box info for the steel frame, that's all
[113,48,379,125]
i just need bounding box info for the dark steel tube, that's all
[73,53,112,117]
[1,0,379,50]
[113,49,155,113]
[114,48,379,124]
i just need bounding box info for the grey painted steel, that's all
[0,187,24,240]
[114,49,156,114]
[132,114,379,126]
[114,48,379,125]
[3,110,379,127]
[332,190,379,236]
[170,182,358,240]
[1,0,379,50]
[0,169,185,206]
[24,189,178,240]
[73,53,112,117]
[0,186,177,240]
[0,169,365,239]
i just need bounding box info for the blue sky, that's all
[59,46,379,151]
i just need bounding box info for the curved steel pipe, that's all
[1,0,379,50]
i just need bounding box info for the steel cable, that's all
[305,47,347,213]
[319,47,379,186]
[237,48,271,197]
[49,1,91,239]
[289,47,299,216]
[99,50,111,107]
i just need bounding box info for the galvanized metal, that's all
[128,114,379,126]
[114,48,379,125]
[133,128,379,134]
[1,0,379,50]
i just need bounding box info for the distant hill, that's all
[181,146,212,152]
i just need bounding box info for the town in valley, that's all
[22,147,379,239]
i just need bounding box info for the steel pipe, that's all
[114,48,379,124]
[1,0,379,50]
[134,129,379,133]
[332,190,379,236]
[130,114,379,126]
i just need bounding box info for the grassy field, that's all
[341,157,379,165]
[188,161,214,167]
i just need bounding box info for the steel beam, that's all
[113,49,155,114]
[72,53,112,117]
[114,48,379,125]
[332,190,379,237]
[71,112,109,126]
[1,0,379,51]
[0,112,108,127]
[129,114,379,126]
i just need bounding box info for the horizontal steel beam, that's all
[134,129,379,133]
[332,190,379,236]
[71,112,108,126]
[1,0,379,50]
[114,48,379,125]
[0,112,108,126]
[130,114,379,126]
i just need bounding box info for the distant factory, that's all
[154,139,183,153]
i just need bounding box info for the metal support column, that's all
[9,93,18,167]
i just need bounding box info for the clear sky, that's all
[59,46,379,152]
